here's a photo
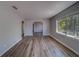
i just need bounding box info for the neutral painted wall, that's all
[24,19,50,36]
[0,5,22,56]
[50,2,79,55]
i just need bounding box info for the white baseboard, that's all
[49,35,79,56]
[0,39,21,56]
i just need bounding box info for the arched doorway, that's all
[33,22,43,36]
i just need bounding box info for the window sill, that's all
[56,32,79,40]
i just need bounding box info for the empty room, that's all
[0,1,79,57]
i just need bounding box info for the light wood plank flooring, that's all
[2,36,78,57]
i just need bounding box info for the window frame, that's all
[56,12,79,39]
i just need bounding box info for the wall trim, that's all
[49,35,79,56]
[1,39,22,57]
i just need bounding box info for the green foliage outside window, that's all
[59,17,75,31]
[59,17,67,31]
[58,14,79,37]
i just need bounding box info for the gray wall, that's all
[50,2,79,55]
[0,4,22,56]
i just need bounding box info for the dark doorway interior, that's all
[21,21,24,39]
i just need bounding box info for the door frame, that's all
[33,22,43,36]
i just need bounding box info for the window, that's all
[58,17,67,34]
[57,13,79,39]
[66,16,75,36]
[74,14,79,37]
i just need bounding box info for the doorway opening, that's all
[33,22,43,36]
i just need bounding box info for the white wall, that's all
[24,19,50,36]
[0,5,22,56]
[50,2,79,55]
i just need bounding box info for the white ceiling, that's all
[0,1,77,20]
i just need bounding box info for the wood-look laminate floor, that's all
[2,36,78,57]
